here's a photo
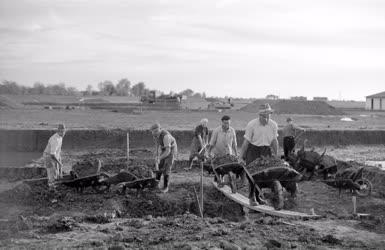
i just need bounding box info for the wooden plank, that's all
[212,181,321,219]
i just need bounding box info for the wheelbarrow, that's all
[323,167,372,197]
[58,172,110,193]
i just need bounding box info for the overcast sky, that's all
[1,0,384,100]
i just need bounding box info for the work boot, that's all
[155,172,162,189]
[159,174,169,193]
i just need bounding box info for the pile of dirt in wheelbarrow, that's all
[245,157,288,174]
[71,158,154,178]
[336,160,385,198]
[212,155,239,166]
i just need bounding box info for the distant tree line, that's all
[0,80,79,96]
[0,79,206,99]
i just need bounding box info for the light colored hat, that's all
[58,124,66,130]
[150,123,160,130]
[258,103,274,114]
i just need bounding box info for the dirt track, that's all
[1,148,385,249]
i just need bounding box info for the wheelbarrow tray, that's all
[121,177,158,191]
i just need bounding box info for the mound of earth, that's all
[246,157,287,174]
[72,159,101,177]
[71,157,154,179]
[0,95,23,109]
[212,155,239,166]
[81,98,110,103]
[241,99,344,115]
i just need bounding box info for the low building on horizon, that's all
[366,91,385,111]
[313,97,328,101]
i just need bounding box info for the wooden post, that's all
[352,196,357,215]
[126,132,130,170]
[200,161,204,218]
[193,187,203,218]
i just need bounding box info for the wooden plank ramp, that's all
[212,181,321,219]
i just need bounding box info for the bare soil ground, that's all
[0,147,385,249]
[1,108,385,130]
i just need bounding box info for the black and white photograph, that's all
[0,0,385,249]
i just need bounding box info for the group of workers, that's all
[187,103,305,165]
[43,103,305,195]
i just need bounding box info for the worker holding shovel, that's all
[186,118,209,170]
[43,123,66,190]
[151,123,178,193]
[282,117,306,158]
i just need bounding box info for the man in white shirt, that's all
[43,124,66,188]
[207,115,238,158]
[240,104,279,165]
[151,123,178,193]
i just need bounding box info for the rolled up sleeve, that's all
[162,134,172,148]
[209,129,218,147]
[232,129,237,148]
[273,122,279,137]
[49,137,59,155]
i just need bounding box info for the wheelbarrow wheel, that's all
[354,178,372,197]
[272,180,284,210]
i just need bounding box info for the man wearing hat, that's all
[43,124,66,189]
[150,123,178,193]
[207,115,238,158]
[240,103,279,165]
[282,117,306,157]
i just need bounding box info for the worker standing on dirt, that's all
[186,118,209,170]
[151,123,178,193]
[207,115,238,157]
[43,123,66,189]
[282,117,306,158]
[240,103,279,165]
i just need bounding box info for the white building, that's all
[366,91,385,111]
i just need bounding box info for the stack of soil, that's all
[71,157,154,179]
[0,95,23,109]
[246,157,288,175]
[0,167,46,182]
[127,163,154,179]
[241,99,344,115]
[212,155,239,166]
[0,181,52,205]
[72,159,100,177]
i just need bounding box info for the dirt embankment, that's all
[2,129,385,154]
[241,99,345,115]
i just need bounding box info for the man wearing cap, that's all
[282,117,306,157]
[186,118,209,170]
[240,104,279,165]
[150,123,178,193]
[207,115,238,157]
[43,124,66,189]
